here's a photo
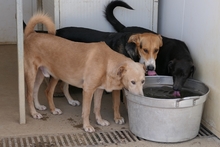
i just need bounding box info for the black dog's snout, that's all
[173,83,182,91]
[173,86,179,91]
[147,65,154,71]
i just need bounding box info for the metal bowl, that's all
[125,76,210,143]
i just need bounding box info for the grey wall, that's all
[158,0,220,137]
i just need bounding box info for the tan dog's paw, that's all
[84,125,95,133]
[32,112,43,119]
[51,108,62,115]
[114,117,125,125]
[97,119,110,126]
[35,104,47,111]
[68,100,80,106]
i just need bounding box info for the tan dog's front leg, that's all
[45,77,62,115]
[82,89,95,132]
[94,89,110,126]
[112,90,125,124]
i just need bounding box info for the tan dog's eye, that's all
[142,80,145,84]
[154,49,159,53]
[143,49,148,53]
[131,81,136,85]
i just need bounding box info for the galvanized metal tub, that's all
[125,76,209,143]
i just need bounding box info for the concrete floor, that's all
[0,44,220,147]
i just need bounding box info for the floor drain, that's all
[197,124,214,138]
[0,125,215,147]
[0,129,140,147]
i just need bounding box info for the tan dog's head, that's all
[128,33,163,76]
[117,62,146,96]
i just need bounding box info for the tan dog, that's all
[55,30,163,125]
[58,33,163,125]
[24,13,145,132]
[24,18,162,125]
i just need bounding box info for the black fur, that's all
[104,0,195,92]
[56,27,140,62]
[23,21,140,62]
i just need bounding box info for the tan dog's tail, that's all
[24,12,56,38]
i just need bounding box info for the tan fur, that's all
[24,13,56,37]
[60,32,162,125]
[111,34,162,123]
[128,33,163,69]
[24,13,145,132]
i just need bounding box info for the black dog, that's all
[23,21,162,73]
[104,0,195,97]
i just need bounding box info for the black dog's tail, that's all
[104,0,133,32]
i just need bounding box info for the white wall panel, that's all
[0,0,158,43]
[158,0,185,40]
[0,0,37,44]
[42,0,158,32]
[0,0,17,43]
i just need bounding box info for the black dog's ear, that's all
[189,64,195,77]
[168,59,175,74]
[23,21,26,31]
[125,42,139,62]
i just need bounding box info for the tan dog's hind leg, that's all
[25,67,43,119]
[93,89,110,126]
[34,69,47,111]
[62,82,80,106]
[112,90,125,124]
[45,77,62,115]
[82,89,96,132]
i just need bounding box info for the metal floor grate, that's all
[197,124,214,138]
[0,125,215,147]
[0,129,140,147]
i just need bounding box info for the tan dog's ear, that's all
[128,34,140,45]
[117,64,127,77]
[158,34,163,47]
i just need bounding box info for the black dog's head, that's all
[168,59,195,95]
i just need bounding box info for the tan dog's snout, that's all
[129,85,144,96]
[128,33,163,75]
